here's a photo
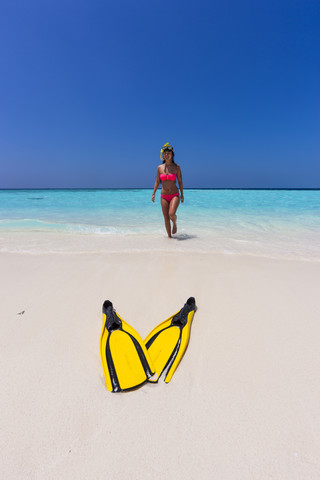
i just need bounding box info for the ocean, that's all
[0,189,319,260]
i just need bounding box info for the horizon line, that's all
[0,187,319,191]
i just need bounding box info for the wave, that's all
[0,218,163,236]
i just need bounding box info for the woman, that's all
[151,143,184,237]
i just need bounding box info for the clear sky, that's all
[1,0,319,188]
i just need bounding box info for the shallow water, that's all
[1,189,319,259]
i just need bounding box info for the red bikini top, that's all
[160,173,177,182]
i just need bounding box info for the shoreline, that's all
[1,230,320,262]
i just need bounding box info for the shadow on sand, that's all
[173,233,197,241]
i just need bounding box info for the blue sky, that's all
[1,0,319,188]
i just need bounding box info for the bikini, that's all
[160,173,179,202]
[160,173,177,182]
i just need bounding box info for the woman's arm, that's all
[151,166,161,202]
[177,165,184,202]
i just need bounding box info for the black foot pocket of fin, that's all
[171,297,196,327]
[102,300,123,332]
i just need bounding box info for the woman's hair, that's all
[162,149,175,164]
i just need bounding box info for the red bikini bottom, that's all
[161,193,179,202]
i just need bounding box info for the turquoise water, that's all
[0,189,161,234]
[1,189,319,258]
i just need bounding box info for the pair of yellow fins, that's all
[100,297,196,393]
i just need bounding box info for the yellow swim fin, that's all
[144,297,196,383]
[100,300,155,392]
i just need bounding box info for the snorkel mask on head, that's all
[160,142,175,160]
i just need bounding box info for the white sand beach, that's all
[1,246,320,479]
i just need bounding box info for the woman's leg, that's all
[161,197,172,237]
[169,196,180,234]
